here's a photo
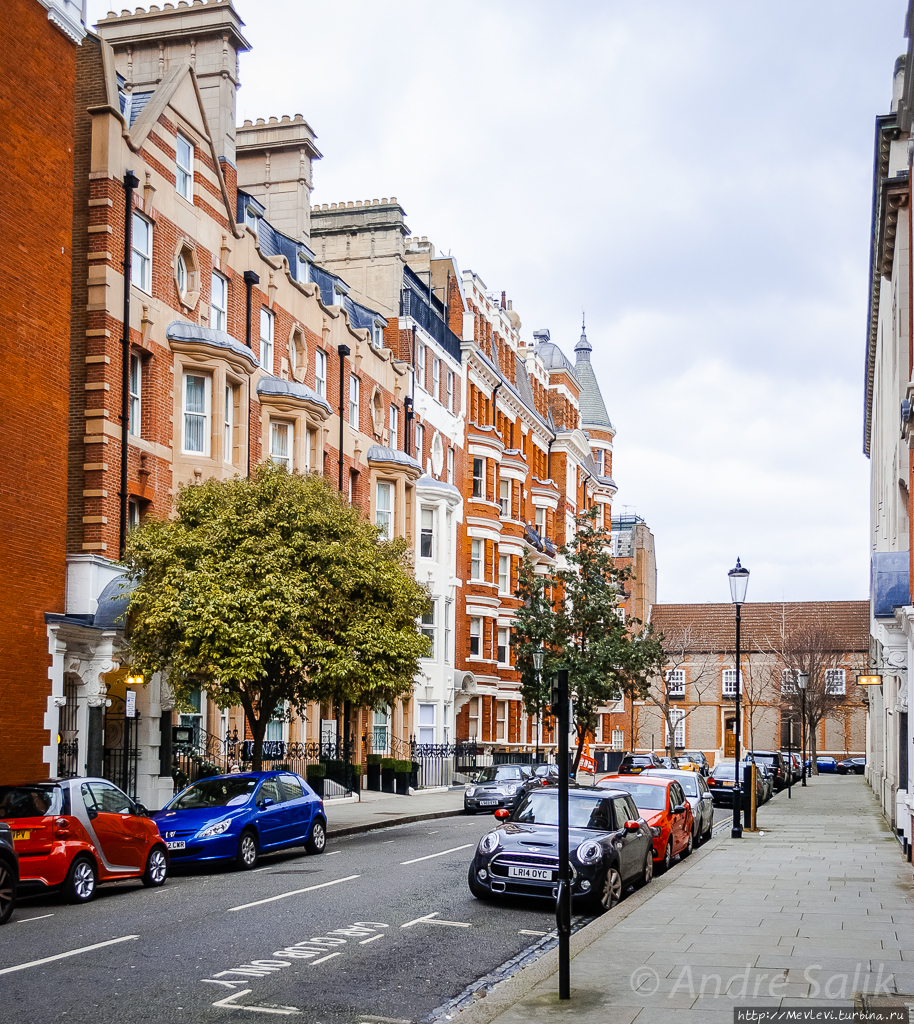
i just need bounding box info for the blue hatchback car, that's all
[153,771,326,869]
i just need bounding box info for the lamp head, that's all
[532,648,544,673]
[797,672,808,691]
[728,558,750,605]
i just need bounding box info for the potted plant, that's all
[381,757,397,793]
[410,760,420,790]
[306,763,326,798]
[395,759,412,795]
[366,754,382,791]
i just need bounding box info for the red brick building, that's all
[0,0,85,784]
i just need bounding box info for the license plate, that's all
[165,841,185,850]
[12,830,32,842]
[719,780,733,787]
[480,800,498,806]
[508,866,552,880]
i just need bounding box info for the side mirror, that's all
[672,804,687,815]
[494,808,510,820]
[259,797,274,809]
[134,802,149,817]
[623,819,640,832]
[702,793,713,801]
[86,808,98,820]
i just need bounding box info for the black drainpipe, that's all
[243,271,259,478]
[547,436,554,480]
[337,344,350,491]
[119,169,140,559]
[491,382,502,428]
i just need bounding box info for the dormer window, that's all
[333,285,347,306]
[176,133,194,201]
[372,320,385,348]
[244,204,259,235]
[297,254,311,283]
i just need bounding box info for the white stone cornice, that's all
[37,0,86,44]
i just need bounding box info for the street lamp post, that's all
[533,647,544,764]
[554,668,571,1001]
[786,714,792,800]
[728,558,749,840]
[798,672,808,786]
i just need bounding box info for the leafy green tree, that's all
[514,508,665,771]
[124,464,430,769]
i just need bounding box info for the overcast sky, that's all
[88,1,907,604]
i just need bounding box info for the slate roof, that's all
[94,575,136,631]
[650,602,869,653]
[366,446,421,470]
[166,321,260,369]
[534,340,579,382]
[574,326,613,430]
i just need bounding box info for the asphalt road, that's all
[0,802,737,1024]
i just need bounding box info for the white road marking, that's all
[310,952,342,965]
[383,840,395,844]
[227,875,360,912]
[359,934,384,945]
[400,844,472,865]
[17,914,54,924]
[0,934,139,975]
[211,989,300,1015]
[325,851,340,856]
[427,830,439,834]
[400,912,469,929]
[519,929,548,936]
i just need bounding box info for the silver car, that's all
[464,764,533,813]
[641,768,715,845]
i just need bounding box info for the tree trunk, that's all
[808,718,819,776]
[241,693,270,772]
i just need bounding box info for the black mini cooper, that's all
[467,787,655,913]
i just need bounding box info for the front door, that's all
[724,718,736,757]
[82,781,142,870]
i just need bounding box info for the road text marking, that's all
[401,844,473,865]
[0,934,139,975]
[227,875,360,912]
[211,989,300,1015]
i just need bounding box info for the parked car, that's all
[680,751,710,776]
[154,771,326,869]
[706,763,765,809]
[781,751,802,782]
[467,787,655,912]
[837,757,866,776]
[657,756,681,769]
[746,750,788,791]
[640,768,714,845]
[464,764,534,813]
[0,778,167,904]
[810,756,839,774]
[741,761,772,804]
[617,753,665,775]
[596,775,694,873]
[0,821,18,924]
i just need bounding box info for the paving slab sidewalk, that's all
[325,786,466,836]
[449,777,914,1024]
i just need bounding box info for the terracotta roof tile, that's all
[650,601,869,653]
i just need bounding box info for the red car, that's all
[597,774,694,873]
[0,778,168,903]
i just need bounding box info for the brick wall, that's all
[0,0,77,781]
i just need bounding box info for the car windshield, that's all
[597,781,667,810]
[624,757,654,767]
[534,765,554,777]
[0,784,65,819]
[712,766,736,779]
[666,775,697,796]
[477,766,523,783]
[750,754,778,767]
[168,776,258,810]
[514,791,607,828]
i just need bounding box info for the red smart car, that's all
[0,778,168,903]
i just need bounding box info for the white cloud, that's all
[85,0,904,601]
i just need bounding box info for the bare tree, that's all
[741,651,782,753]
[648,625,718,760]
[763,608,865,774]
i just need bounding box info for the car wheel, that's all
[64,855,97,903]
[0,858,16,925]
[598,866,623,911]
[305,819,326,855]
[467,864,492,901]
[681,831,693,859]
[637,849,653,888]
[141,846,168,888]
[657,840,672,874]
[235,830,259,870]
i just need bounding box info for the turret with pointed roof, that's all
[574,316,614,434]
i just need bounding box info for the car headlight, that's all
[478,831,500,855]
[197,819,232,838]
[504,784,519,795]
[466,787,476,797]
[575,839,602,865]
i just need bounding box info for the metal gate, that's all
[103,697,141,798]
[57,677,80,778]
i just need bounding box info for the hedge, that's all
[394,759,413,773]
[366,754,383,766]
[380,757,397,770]
[306,763,326,778]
